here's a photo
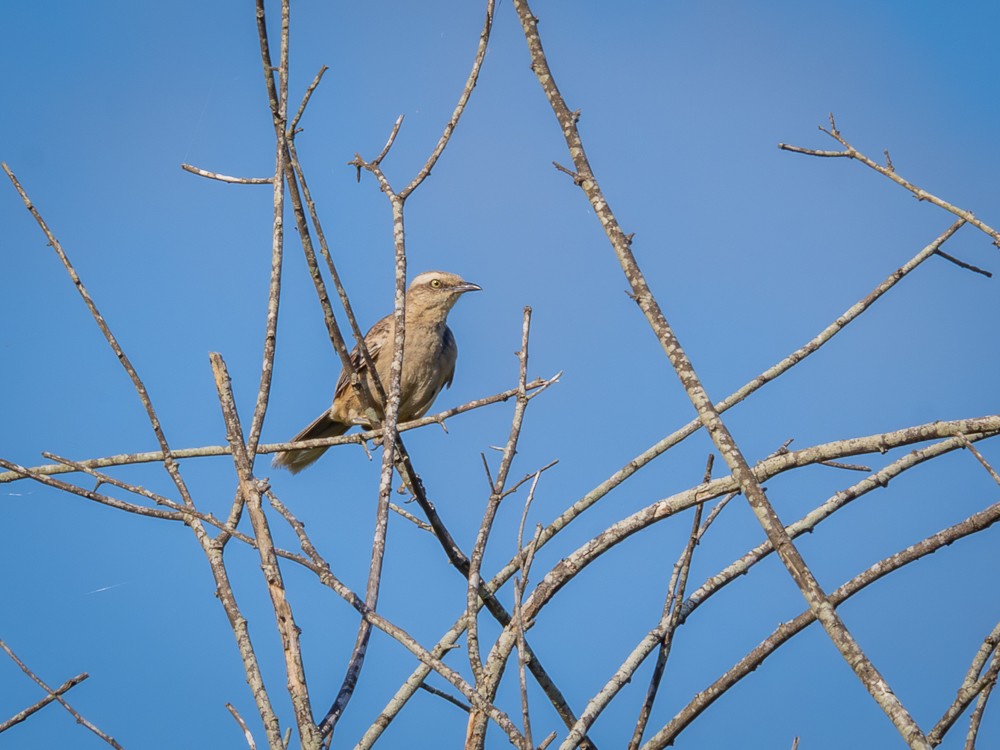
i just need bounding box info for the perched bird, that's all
[273,270,481,473]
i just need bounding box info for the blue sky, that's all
[3,2,999,748]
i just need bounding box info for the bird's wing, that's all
[333,314,390,400]
[442,325,458,390]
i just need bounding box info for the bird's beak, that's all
[454,281,482,294]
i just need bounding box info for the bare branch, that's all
[245,0,292,461]
[0,639,122,749]
[265,491,527,745]
[964,649,1000,750]
[679,432,989,623]
[373,114,405,167]
[958,433,1000,486]
[0,376,558,485]
[289,64,328,134]
[532,218,965,588]
[2,162,197,511]
[512,5,932,744]
[0,672,88,733]
[417,683,472,713]
[211,353,320,748]
[934,249,992,278]
[515,474,544,749]
[361,417,998,748]
[468,307,533,687]
[0,457,183,522]
[780,120,1000,246]
[928,621,1000,745]
[180,164,273,184]
[647,497,1000,747]
[389,501,435,532]
[628,456,715,749]
[400,0,495,198]
[226,703,258,750]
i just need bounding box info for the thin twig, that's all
[818,459,872,472]
[957,432,1000,486]
[934,249,992,278]
[928,621,1000,745]
[289,65,328,134]
[468,307,533,686]
[321,143,411,740]
[226,703,258,750]
[400,0,495,199]
[0,377,558,485]
[0,672,88,733]
[280,72,396,739]
[180,164,273,184]
[417,683,472,713]
[515,473,545,749]
[628,456,715,749]
[779,115,1000,247]
[372,115,404,166]
[511,7,930,746]
[964,649,999,749]
[245,0,291,464]
[11,455,326,574]
[2,163,197,512]
[0,457,183,521]
[211,353,320,748]
[389,502,435,532]
[286,135,385,403]
[0,639,122,748]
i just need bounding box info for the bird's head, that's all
[406,271,482,314]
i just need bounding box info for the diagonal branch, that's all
[928,621,1000,746]
[399,0,495,199]
[264,491,527,746]
[246,0,291,460]
[628,457,717,750]
[525,215,965,598]
[180,164,273,184]
[211,352,321,748]
[511,5,930,745]
[645,496,1000,747]
[2,163,197,512]
[359,417,999,748]
[468,307,533,686]
[779,115,1000,246]
[0,639,121,749]
[0,672,89,733]
[964,647,1000,749]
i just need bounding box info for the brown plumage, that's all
[272,271,481,473]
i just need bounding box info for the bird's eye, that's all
[430,279,442,289]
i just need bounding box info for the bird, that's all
[272,270,482,473]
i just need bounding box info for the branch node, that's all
[552,161,583,185]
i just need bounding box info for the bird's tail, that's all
[272,411,350,474]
